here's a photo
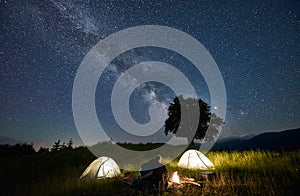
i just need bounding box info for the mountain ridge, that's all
[0,136,23,145]
[213,128,300,151]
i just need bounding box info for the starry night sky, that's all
[0,0,299,148]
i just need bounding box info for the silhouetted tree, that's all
[61,142,67,150]
[38,147,49,153]
[164,95,224,144]
[51,140,61,151]
[204,113,224,142]
[67,138,73,149]
[50,139,74,151]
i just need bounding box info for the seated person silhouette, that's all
[132,155,168,190]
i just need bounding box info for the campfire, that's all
[171,171,181,184]
[168,171,201,188]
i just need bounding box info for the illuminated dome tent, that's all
[177,150,215,170]
[80,156,121,180]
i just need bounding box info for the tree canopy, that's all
[164,95,224,143]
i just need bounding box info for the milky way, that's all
[0,0,299,147]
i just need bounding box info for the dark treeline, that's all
[116,142,165,151]
[0,139,75,159]
[0,143,35,158]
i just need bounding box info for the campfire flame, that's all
[171,171,181,184]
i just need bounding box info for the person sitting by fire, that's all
[131,155,168,190]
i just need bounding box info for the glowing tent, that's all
[80,156,121,180]
[177,149,215,170]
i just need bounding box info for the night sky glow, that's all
[0,0,299,148]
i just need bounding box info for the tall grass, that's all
[202,150,300,195]
[1,148,299,195]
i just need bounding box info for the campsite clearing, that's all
[0,147,299,195]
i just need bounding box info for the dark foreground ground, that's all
[0,144,299,195]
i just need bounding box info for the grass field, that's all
[1,146,299,195]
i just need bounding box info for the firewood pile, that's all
[168,171,201,188]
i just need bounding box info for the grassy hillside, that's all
[0,145,299,195]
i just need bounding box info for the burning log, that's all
[168,171,201,188]
[171,171,181,184]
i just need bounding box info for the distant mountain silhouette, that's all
[0,136,23,145]
[216,134,256,143]
[212,128,300,151]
